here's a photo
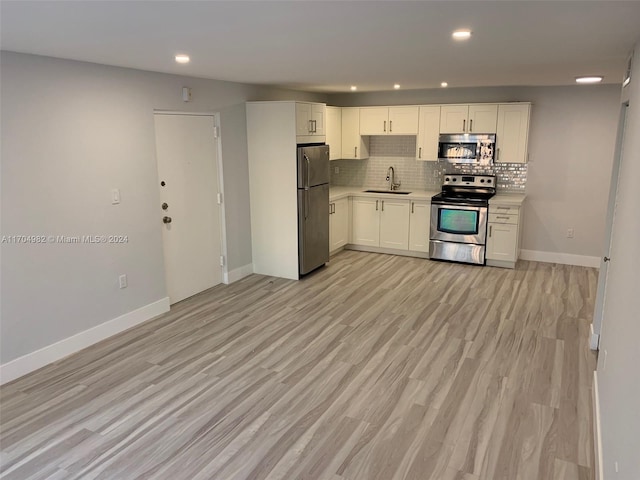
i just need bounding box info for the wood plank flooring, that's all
[0,251,598,479]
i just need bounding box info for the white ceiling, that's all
[2,1,640,92]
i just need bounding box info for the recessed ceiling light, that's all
[393,84,401,90]
[576,76,603,84]
[452,30,472,40]
[175,54,190,64]
[350,85,358,91]
[441,82,448,87]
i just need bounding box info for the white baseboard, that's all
[0,297,170,385]
[224,263,253,284]
[593,371,604,480]
[590,324,600,351]
[520,249,600,268]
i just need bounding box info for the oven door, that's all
[430,203,488,244]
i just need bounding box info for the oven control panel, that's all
[442,174,495,187]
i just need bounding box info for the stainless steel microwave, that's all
[438,133,496,164]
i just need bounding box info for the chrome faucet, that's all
[386,166,401,191]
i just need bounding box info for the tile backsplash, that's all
[329,136,527,192]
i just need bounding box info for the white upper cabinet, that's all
[359,106,419,135]
[326,106,342,160]
[496,103,531,164]
[295,102,325,142]
[439,104,498,134]
[342,108,369,159]
[416,105,441,161]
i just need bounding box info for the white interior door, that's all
[592,103,628,349]
[154,113,222,304]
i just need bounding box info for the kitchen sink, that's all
[363,189,412,195]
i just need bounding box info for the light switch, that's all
[111,188,121,205]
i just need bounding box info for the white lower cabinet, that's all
[351,196,410,250]
[379,199,410,250]
[408,200,431,253]
[329,197,349,252]
[351,197,380,246]
[486,204,522,268]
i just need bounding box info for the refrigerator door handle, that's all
[305,189,309,219]
[304,153,311,188]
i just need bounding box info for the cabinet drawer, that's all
[489,205,520,216]
[489,212,519,224]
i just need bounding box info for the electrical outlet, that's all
[567,228,574,238]
[111,188,120,205]
[119,274,128,289]
[334,166,339,174]
[433,170,440,177]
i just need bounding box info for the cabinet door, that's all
[439,105,468,133]
[351,197,380,246]
[468,104,498,133]
[295,103,312,136]
[311,103,325,136]
[408,201,431,253]
[388,106,419,135]
[330,198,349,251]
[360,107,389,135]
[496,104,530,163]
[416,106,440,161]
[326,107,342,160]
[342,108,369,159]
[379,199,410,250]
[486,222,518,261]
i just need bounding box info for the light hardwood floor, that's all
[0,251,598,480]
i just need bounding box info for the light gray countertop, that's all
[331,187,527,205]
[489,193,527,206]
[330,186,440,201]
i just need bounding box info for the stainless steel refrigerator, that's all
[297,144,330,275]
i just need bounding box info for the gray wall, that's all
[330,85,620,258]
[0,51,325,364]
[596,43,640,479]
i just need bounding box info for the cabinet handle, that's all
[470,119,473,132]
[389,120,393,132]
[411,202,414,214]
[489,225,493,237]
[463,119,466,132]
[497,148,501,161]
[496,215,509,219]
[418,147,422,159]
[354,146,357,157]
[308,119,313,133]
[383,121,386,132]
[497,206,509,210]
[313,119,317,132]
[376,200,379,211]
[381,200,384,212]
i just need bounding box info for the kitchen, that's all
[247,100,529,279]
[1,1,640,479]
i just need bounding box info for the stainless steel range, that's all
[429,174,496,265]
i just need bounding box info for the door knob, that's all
[163,216,172,224]
[161,203,169,210]
[603,256,610,262]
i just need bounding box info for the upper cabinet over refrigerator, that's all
[296,102,326,144]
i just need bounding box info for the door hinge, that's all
[219,255,225,267]
[217,193,222,205]
[213,126,219,138]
